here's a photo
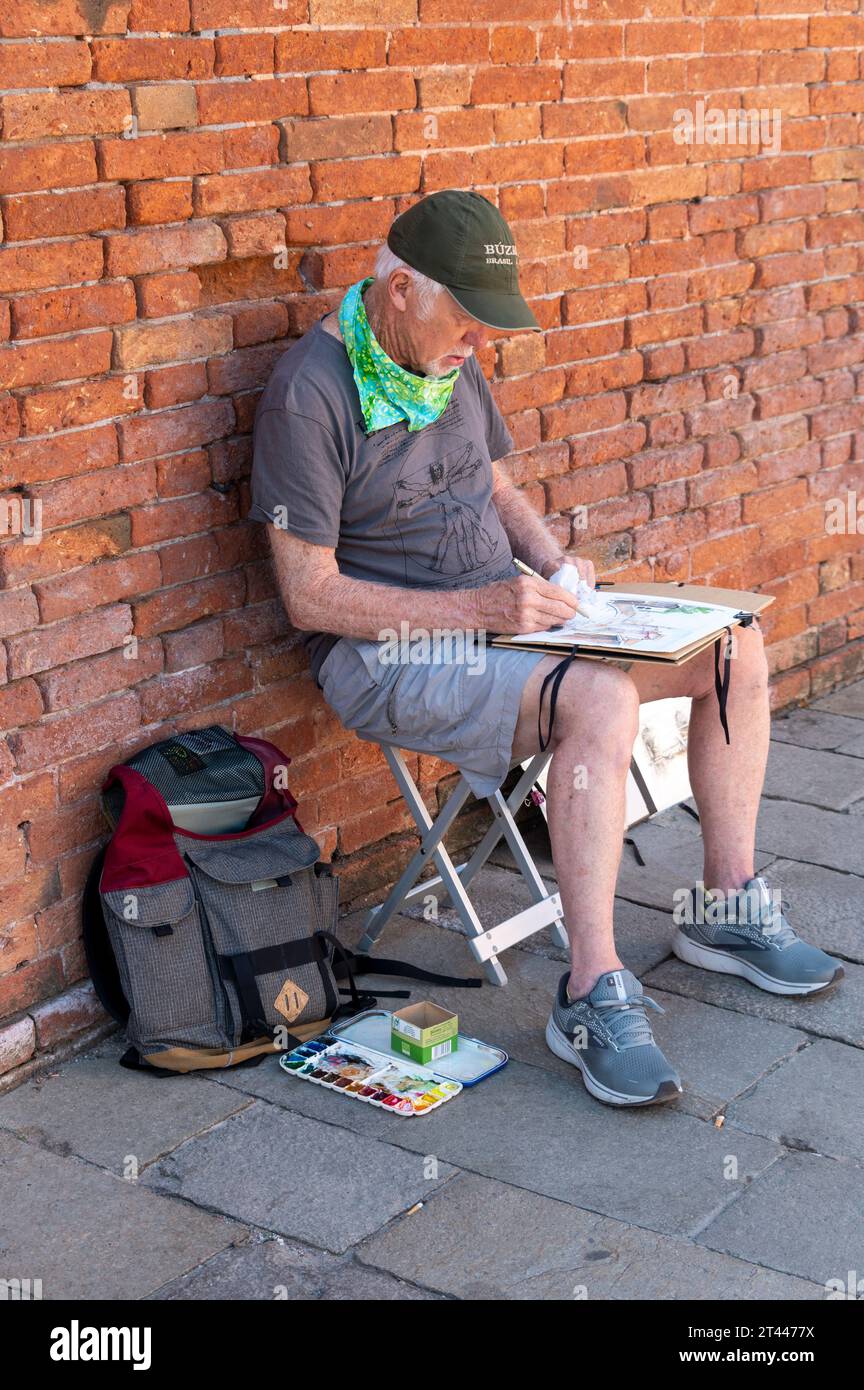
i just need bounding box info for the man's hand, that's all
[473,574,580,635]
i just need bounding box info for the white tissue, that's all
[548,563,618,622]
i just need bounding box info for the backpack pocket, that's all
[180,817,340,1043]
[101,877,227,1049]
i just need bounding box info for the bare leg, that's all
[509,623,771,996]
[511,658,640,999]
[627,624,771,894]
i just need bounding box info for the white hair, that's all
[374,243,445,321]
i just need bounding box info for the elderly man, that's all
[250,189,842,1108]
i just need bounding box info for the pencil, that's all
[512,557,540,579]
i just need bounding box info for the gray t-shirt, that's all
[249,315,519,683]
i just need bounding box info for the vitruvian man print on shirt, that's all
[391,434,502,583]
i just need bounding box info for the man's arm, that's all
[268,526,579,642]
[491,461,594,586]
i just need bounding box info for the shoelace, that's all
[567,992,665,1051]
[708,889,799,950]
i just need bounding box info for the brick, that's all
[22,378,141,435]
[0,1017,35,1077]
[134,571,245,637]
[192,0,305,20]
[1,186,125,242]
[133,82,198,132]
[137,270,201,318]
[310,156,421,202]
[199,255,303,312]
[10,690,140,774]
[29,461,157,530]
[219,212,284,261]
[114,314,232,370]
[7,604,132,680]
[1,89,131,140]
[232,302,290,347]
[127,179,194,226]
[153,450,209,497]
[163,619,223,672]
[131,488,237,545]
[35,553,161,624]
[12,282,136,340]
[0,588,39,638]
[0,238,103,294]
[39,638,163,713]
[0,332,112,392]
[195,77,307,126]
[277,29,386,71]
[139,655,251,722]
[215,33,274,77]
[206,341,286,394]
[0,39,90,88]
[542,391,627,441]
[145,361,207,408]
[105,220,226,277]
[0,515,131,587]
[25,800,104,861]
[0,1,129,36]
[194,166,311,216]
[99,130,223,181]
[118,398,234,462]
[92,37,214,82]
[30,982,108,1050]
[0,680,44,731]
[309,70,416,116]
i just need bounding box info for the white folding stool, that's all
[357,745,568,986]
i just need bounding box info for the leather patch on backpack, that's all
[274,978,309,1024]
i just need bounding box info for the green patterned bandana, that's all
[338,276,460,434]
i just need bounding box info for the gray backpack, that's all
[83,727,477,1075]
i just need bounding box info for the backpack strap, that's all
[82,845,130,1025]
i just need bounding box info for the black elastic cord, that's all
[714,614,758,746]
[538,647,581,751]
[713,627,733,746]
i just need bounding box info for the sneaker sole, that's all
[671,929,845,997]
[545,1016,681,1108]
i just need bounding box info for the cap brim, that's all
[444,284,543,333]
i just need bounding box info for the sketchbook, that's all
[491,582,774,664]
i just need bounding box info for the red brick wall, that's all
[1,2,863,1081]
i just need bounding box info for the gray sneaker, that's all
[672,876,844,996]
[546,967,683,1107]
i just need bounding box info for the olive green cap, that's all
[387,189,542,333]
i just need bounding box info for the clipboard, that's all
[490,581,774,664]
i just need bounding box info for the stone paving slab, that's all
[762,740,864,811]
[0,1130,244,1301]
[755,799,863,875]
[645,958,864,1050]
[811,679,864,720]
[837,729,864,759]
[142,1101,457,1255]
[0,1041,253,1172]
[770,706,864,752]
[215,1053,781,1240]
[698,1150,864,1286]
[357,1170,824,1300]
[151,1236,444,1301]
[647,991,807,1121]
[760,859,864,964]
[725,1039,864,1163]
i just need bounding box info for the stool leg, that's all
[358,746,508,985]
